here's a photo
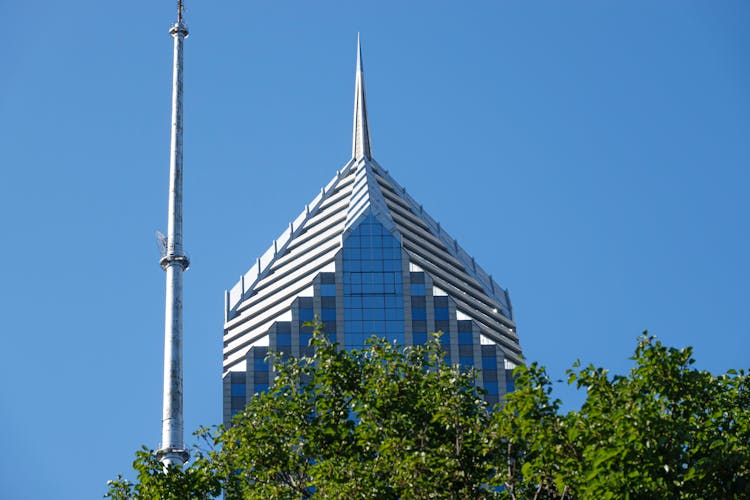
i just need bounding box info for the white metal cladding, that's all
[224,153,522,371]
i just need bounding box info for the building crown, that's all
[224,37,520,370]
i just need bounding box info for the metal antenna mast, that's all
[156,0,190,468]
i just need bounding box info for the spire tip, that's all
[352,35,372,161]
[170,0,189,37]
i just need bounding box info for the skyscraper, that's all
[222,39,522,425]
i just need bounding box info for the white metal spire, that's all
[352,34,372,161]
[157,0,190,468]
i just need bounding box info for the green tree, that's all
[108,330,493,499]
[489,336,750,499]
[108,331,750,499]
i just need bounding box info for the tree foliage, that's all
[108,330,749,499]
[490,337,750,499]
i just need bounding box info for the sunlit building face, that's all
[222,42,521,425]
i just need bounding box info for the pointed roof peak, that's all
[352,34,372,161]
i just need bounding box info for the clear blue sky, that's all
[1,1,747,498]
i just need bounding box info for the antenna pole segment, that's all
[157,4,190,469]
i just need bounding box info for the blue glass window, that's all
[363,296,384,309]
[367,308,385,320]
[320,284,336,296]
[386,320,404,332]
[276,322,291,333]
[321,308,336,321]
[410,283,425,296]
[345,296,363,309]
[484,381,499,395]
[457,320,473,332]
[300,332,313,346]
[231,397,245,413]
[459,356,474,369]
[412,332,428,345]
[253,357,267,372]
[253,383,269,394]
[411,307,426,320]
[386,308,401,321]
[277,332,291,346]
[458,331,473,345]
[361,260,381,272]
[231,383,246,397]
[506,369,515,393]
[385,296,402,308]
[482,356,496,370]
[299,308,314,322]
[362,320,386,334]
[435,320,450,334]
[381,246,397,259]
[435,307,449,320]
[342,215,404,348]
[383,260,400,272]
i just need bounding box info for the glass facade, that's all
[226,214,516,418]
[342,215,404,349]
[222,65,522,426]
